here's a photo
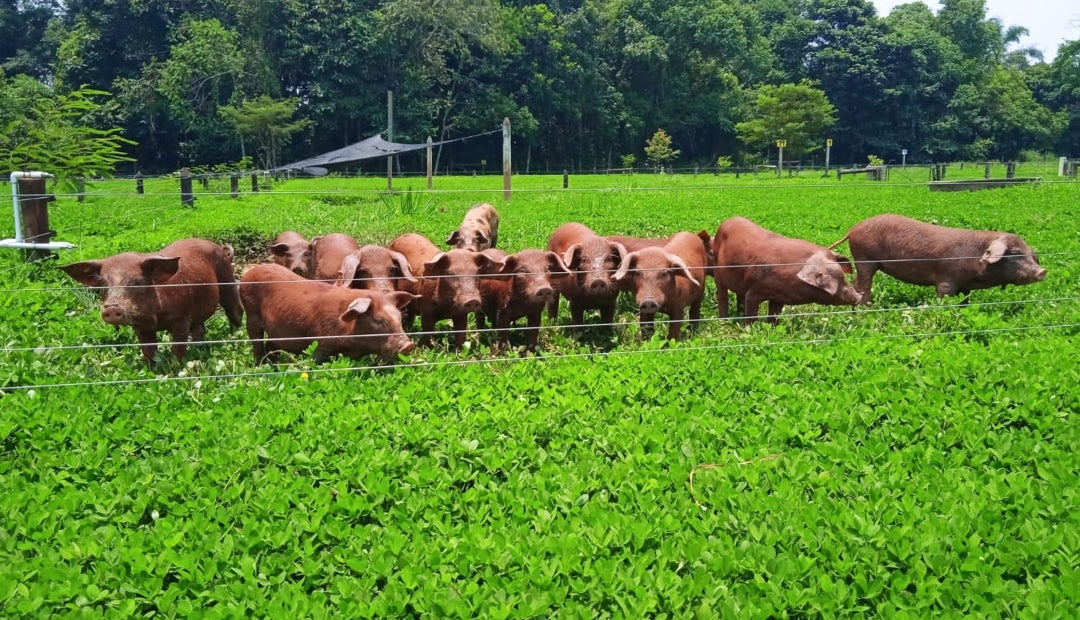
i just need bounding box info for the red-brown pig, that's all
[387,233,442,328]
[269,231,313,277]
[606,230,715,267]
[240,263,416,364]
[311,233,360,282]
[480,249,570,354]
[334,245,418,295]
[447,203,499,251]
[60,237,243,365]
[612,232,707,339]
[415,249,505,350]
[545,223,628,327]
[712,217,861,324]
[829,213,1047,304]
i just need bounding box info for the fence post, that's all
[984,162,991,179]
[563,170,569,189]
[135,172,144,195]
[1006,162,1016,179]
[427,137,434,190]
[502,117,511,200]
[180,167,195,208]
[230,173,239,198]
[251,173,259,193]
[17,175,56,261]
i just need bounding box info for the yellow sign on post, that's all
[826,138,833,147]
[776,140,787,148]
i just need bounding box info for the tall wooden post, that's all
[135,172,144,195]
[387,90,394,192]
[230,173,239,198]
[502,117,512,200]
[426,137,433,190]
[251,173,259,193]
[18,176,56,261]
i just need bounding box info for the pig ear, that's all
[389,251,418,283]
[546,251,571,277]
[61,261,104,287]
[797,255,839,295]
[424,252,450,275]
[269,242,289,257]
[663,252,700,288]
[499,255,519,273]
[143,256,180,283]
[562,244,582,269]
[390,291,419,309]
[445,230,461,247]
[981,238,1008,264]
[340,296,372,321]
[335,252,360,287]
[476,252,505,274]
[612,252,637,282]
[832,253,854,275]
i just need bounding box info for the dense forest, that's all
[1,0,1079,173]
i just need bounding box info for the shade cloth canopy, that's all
[273,134,434,174]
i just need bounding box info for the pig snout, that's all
[840,286,862,305]
[586,276,613,294]
[638,297,660,314]
[460,297,482,313]
[534,285,555,300]
[101,304,128,326]
[292,265,306,276]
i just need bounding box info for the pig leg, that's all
[245,313,268,363]
[134,327,160,366]
[666,308,685,340]
[568,300,586,330]
[547,292,561,320]
[523,311,542,356]
[765,302,784,326]
[493,311,512,354]
[689,298,702,331]
[853,263,878,305]
[743,292,765,326]
[717,285,730,318]
[219,282,244,329]
[451,314,469,350]
[169,322,192,363]
[639,311,656,340]
[598,302,616,327]
[420,313,436,347]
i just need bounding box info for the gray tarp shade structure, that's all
[273,134,432,173]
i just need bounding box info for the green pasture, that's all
[1,171,1078,616]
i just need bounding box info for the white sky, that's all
[869,0,1080,62]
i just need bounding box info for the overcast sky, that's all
[869,0,1079,62]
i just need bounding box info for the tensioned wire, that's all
[4,321,1077,392]
[2,294,1075,356]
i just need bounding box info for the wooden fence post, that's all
[230,173,239,198]
[180,167,195,208]
[426,137,434,190]
[984,162,991,179]
[17,176,56,261]
[1006,162,1016,179]
[563,170,569,189]
[251,173,259,193]
[502,117,512,200]
[135,172,144,195]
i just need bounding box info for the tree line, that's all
[1,0,1078,175]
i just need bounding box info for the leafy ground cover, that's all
[1,170,1078,616]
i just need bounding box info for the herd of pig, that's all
[58,203,1048,366]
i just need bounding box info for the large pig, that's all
[311,232,360,282]
[712,217,861,324]
[545,223,628,327]
[269,231,313,277]
[447,203,499,251]
[479,249,570,354]
[415,249,506,350]
[60,237,243,365]
[612,232,708,339]
[829,213,1047,304]
[240,263,416,364]
[334,245,418,295]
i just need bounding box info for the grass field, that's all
[1,168,1078,616]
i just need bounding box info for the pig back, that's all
[311,233,360,282]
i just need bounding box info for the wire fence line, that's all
[3,294,1076,356]
[4,321,1077,393]
[0,252,1073,296]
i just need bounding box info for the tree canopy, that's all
[0,0,1075,173]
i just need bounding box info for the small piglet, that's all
[447,203,499,251]
[545,222,627,327]
[269,231,313,277]
[311,232,360,282]
[713,217,861,324]
[240,263,416,364]
[830,213,1047,303]
[480,249,570,354]
[61,237,243,365]
[416,249,506,350]
[606,230,715,267]
[387,233,443,328]
[612,231,707,339]
[334,245,417,295]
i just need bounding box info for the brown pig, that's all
[829,213,1047,304]
[311,232,360,282]
[447,203,499,251]
[545,223,628,327]
[334,245,418,295]
[60,237,243,365]
[240,263,416,364]
[606,230,715,266]
[712,217,861,324]
[416,249,505,350]
[612,232,708,339]
[480,249,570,354]
[269,231,313,277]
[387,233,443,329]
